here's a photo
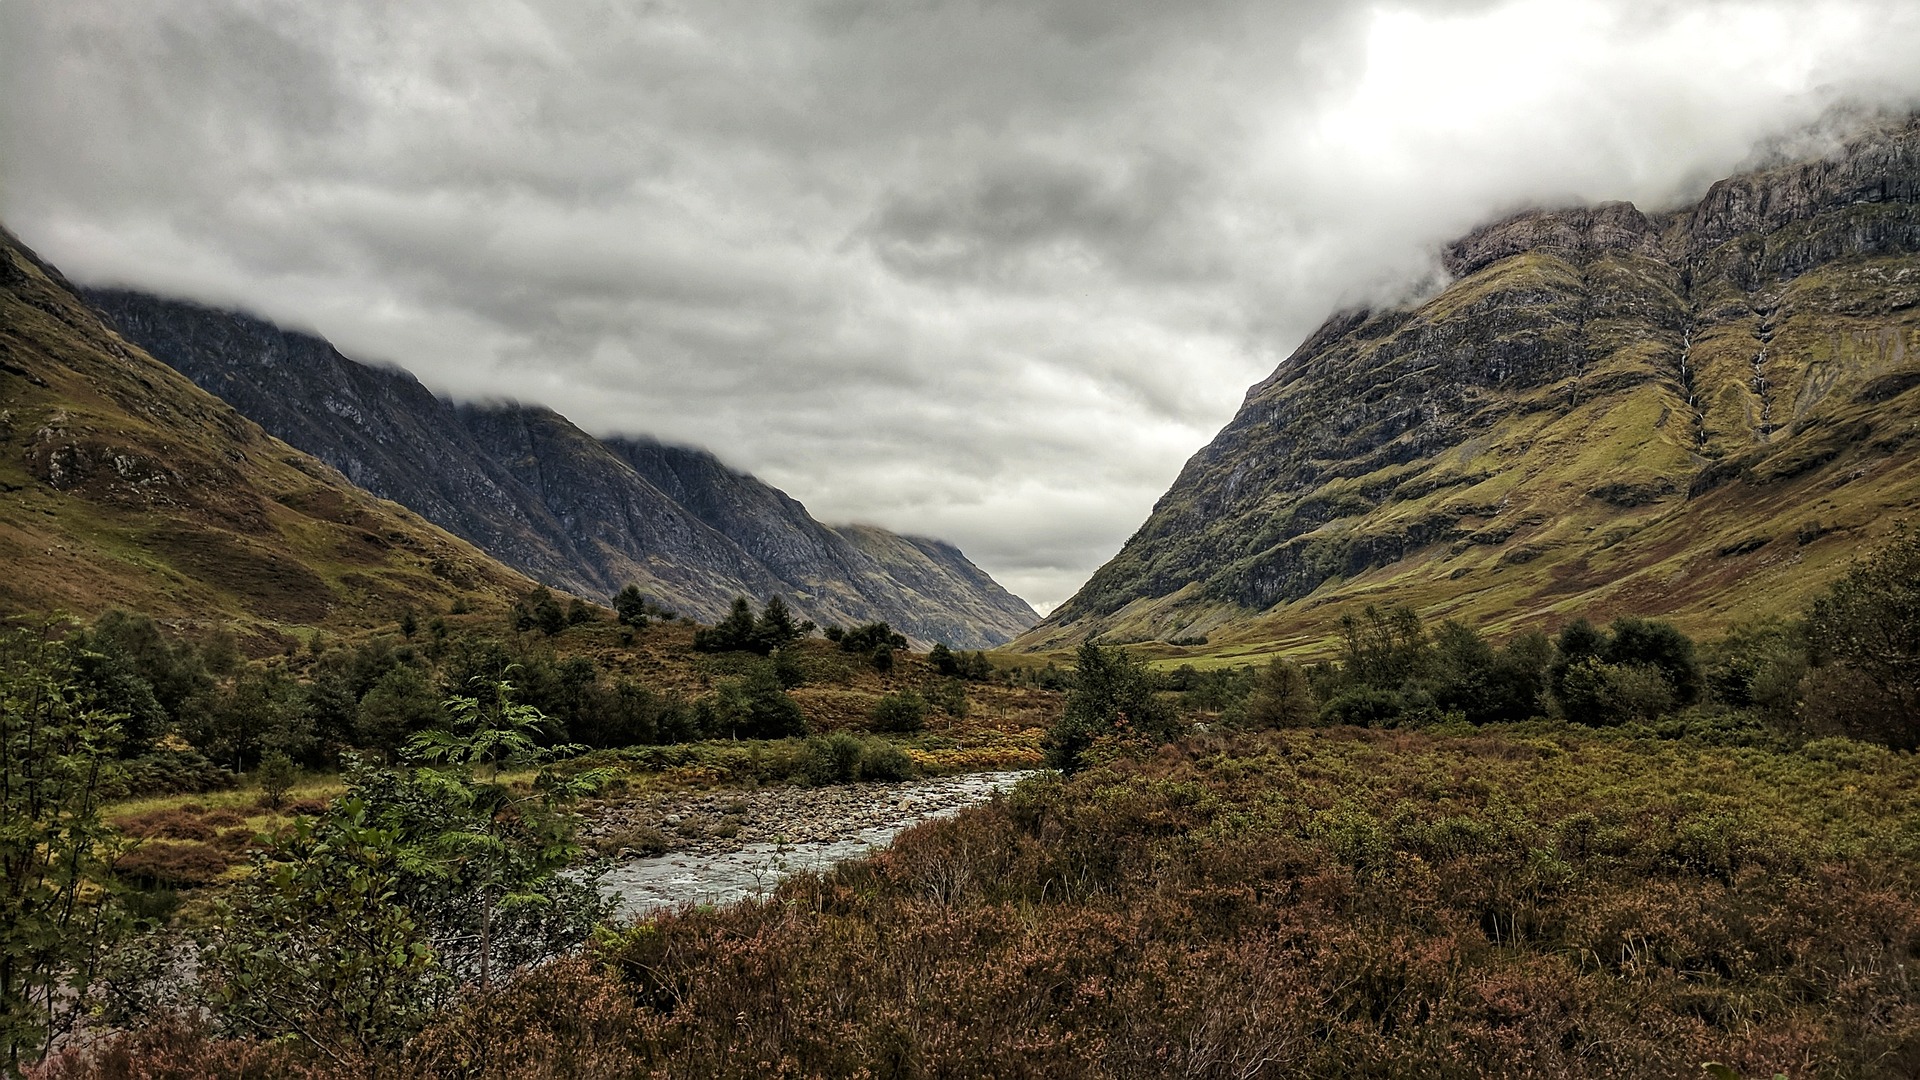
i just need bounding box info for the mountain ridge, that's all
[1017,116,1920,658]
[82,289,1037,648]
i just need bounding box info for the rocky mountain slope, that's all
[84,290,1037,648]
[0,226,536,643]
[1019,117,1920,657]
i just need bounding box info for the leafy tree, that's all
[205,682,606,1059]
[836,622,908,655]
[771,647,807,690]
[1703,618,1805,711]
[1424,622,1548,724]
[1241,657,1316,729]
[1548,617,1698,726]
[195,667,315,771]
[0,631,126,1074]
[961,651,995,681]
[565,599,596,627]
[401,682,606,991]
[1604,616,1701,706]
[534,594,567,637]
[928,678,969,720]
[870,643,895,674]
[399,609,418,640]
[704,664,806,739]
[1045,643,1177,773]
[1808,523,1920,742]
[513,588,566,637]
[256,751,297,811]
[693,597,812,655]
[72,612,215,756]
[203,792,439,1062]
[355,665,442,760]
[1340,605,1431,690]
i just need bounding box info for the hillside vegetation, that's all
[11,523,1920,1078]
[0,226,535,645]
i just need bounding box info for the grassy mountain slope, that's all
[83,290,1038,648]
[1018,119,1920,662]
[0,226,536,644]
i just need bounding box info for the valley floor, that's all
[52,721,1920,1079]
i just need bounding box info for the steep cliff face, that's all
[1020,118,1920,654]
[0,226,535,639]
[84,291,1038,647]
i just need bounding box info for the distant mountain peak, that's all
[83,288,1037,648]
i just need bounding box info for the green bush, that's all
[114,750,234,798]
[1317,686,1413,727]
[869,691,927,733]
[1044,643,1179,773]
[806,732,866,785]
[855,739,915,782]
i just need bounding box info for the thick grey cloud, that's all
[6,0,1920,611]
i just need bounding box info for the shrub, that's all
[869,691,927,734]
[806,732,866,785]
[114,751,234,798]
[928,643,959,677]
[856,739,915,782]
[1317,686,1411,727]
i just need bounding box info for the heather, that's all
[35,724,1920,1079]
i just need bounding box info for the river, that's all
[595,770,1033,915]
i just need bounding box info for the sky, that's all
[6,1,1920,613]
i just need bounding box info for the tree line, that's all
[1048,522,1920,770]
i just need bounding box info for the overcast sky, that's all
[6,0,1920,612]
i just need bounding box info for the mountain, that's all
[83,290,1038,648]
[1018,116,1920,656]
[0,225,536,644]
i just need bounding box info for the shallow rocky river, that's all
[592,771,1033,916]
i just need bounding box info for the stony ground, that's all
[582,771,1032,858]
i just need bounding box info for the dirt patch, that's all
[276,487,363,526]
[142,526,332,623]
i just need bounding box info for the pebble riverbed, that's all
[589,771,1034,916]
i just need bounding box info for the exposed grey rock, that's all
[83,291,1038,647]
